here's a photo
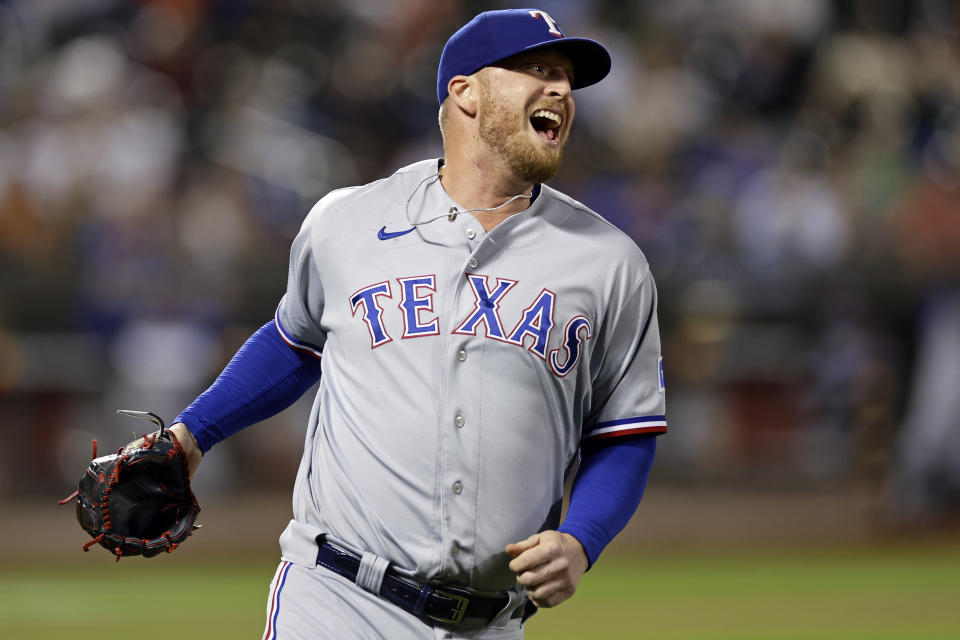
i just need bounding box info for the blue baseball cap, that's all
[437,8,611,104]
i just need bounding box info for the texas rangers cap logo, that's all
[436,8,612,104]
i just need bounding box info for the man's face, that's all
[476,49,576,184]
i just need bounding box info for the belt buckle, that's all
[428,589,470,625]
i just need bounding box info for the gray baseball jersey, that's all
[273,157,666,597]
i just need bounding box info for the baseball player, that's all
[168,9,667,639]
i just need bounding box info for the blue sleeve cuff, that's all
[174,321,323,453]
[558,435,657,567]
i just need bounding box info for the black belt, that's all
[314,536,525,627]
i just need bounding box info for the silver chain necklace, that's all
[404,171,533,226]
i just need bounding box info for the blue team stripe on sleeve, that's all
[585,415,668,440]
[274,304,323,359]
[595,415,667,428]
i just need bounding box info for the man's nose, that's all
[545,68,572,98]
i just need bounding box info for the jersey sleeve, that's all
[583,269,667,442]
[275,200,329,358]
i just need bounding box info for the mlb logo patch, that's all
[658,356,665,392]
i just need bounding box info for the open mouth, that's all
[530,109,562,142]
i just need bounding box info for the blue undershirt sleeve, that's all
[174,321,323,454]
[557,435,657,567]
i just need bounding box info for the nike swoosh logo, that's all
[377,226,416,240]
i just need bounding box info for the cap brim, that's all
[514,37,611,90]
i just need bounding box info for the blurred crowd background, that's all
[1,0,959,527]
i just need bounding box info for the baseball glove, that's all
[59,410,201,560]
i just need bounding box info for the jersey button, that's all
[467,258,478,268]
[455,415,465,428]
[457,350,467,362]
[452,481,463,495]
[466,229,476,240]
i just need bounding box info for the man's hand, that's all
[506,530,589,608]
[169,423,202,480]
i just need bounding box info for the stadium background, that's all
[1,1,959,637]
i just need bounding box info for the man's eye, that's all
[530,64,546,74]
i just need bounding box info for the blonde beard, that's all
[477,78,565,184]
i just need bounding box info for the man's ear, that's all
[448,75,478,117]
